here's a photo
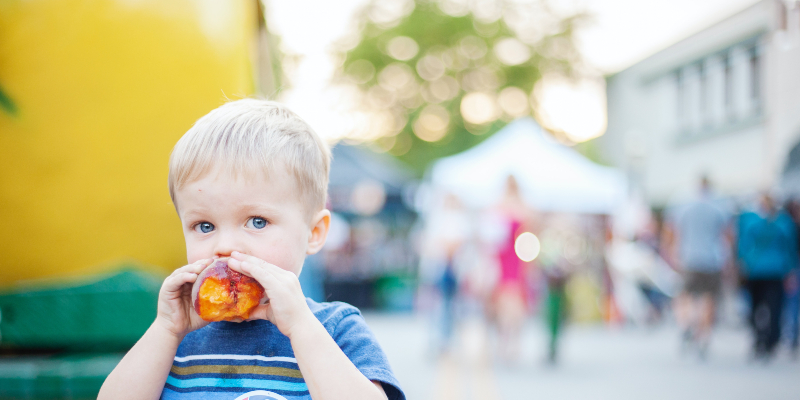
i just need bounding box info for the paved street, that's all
[364,313,800,400]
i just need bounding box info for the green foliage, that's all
[258,2,289,98]
[339,0,584,173]
[574,138,610,167]
[0,85,17,116]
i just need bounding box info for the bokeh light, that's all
[427,76,460,102]
[387,36,419,61]
[379,63,415,90]
[458,35,488,60]
[494,37,531,65]
[533,76,607,142]
[416,54,446,81]
[351,179,387,216]
[367,0,415,27]
[514,232,541,262]
[345,59,375,84]
[413,104,450,142]
[498,86,530,118]
[460,92,498,125]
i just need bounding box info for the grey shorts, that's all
[684,271,722,298]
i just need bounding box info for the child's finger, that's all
[241,260,273,283]
[228,258,276,286]
[245,304,271,321]
[229,251,265,266]
[169,259,212,278]
[229,251,280,271]
[163,272,199,293]
[230,251,289,276]
[165,258,215,286]
[227,256,267,275]
[189,312,211,329]
[191,258,215,270]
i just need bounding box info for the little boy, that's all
[99,99,404,400]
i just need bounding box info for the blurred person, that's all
[538,223,584,363]
[99,100,404,400]
[542,260,570,364]
[609,191,673,325]
[784,199,800,357]
[633,238,680,325]
[438,248,460,353]
[738,193,798,360]
[667,177,731,358]
[420,193,470,353]
[605,235,683,326]
[636,213,676,324]
[785,268,800,358]
[489,175,535,364]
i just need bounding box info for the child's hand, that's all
[155,258,215,338]
[227,251,316,338]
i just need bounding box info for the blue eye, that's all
[195,222,214,233]
[248,217,268,229]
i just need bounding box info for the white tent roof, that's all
[429,118,626,214]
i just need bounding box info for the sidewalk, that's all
[364,313,800,400]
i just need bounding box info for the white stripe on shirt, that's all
[173,354,298,363]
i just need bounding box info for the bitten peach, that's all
[191,258,266,322]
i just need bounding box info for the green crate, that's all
[374,274,416,312]
[0,267,163,351]
[0,353,123,399]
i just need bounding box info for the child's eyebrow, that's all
[179,208,209,221]
[240,203,279,215]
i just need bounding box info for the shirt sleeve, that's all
[331,311,406,400]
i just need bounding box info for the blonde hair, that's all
[168,99,330,214]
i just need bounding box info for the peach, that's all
[191,258,266,322]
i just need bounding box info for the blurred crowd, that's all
[416,175,608,364]
[410,174,800,365]
[661,179,799,362]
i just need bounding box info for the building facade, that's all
[600,0,800,205]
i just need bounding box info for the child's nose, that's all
[213,230,239,258]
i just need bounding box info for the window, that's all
[675,68,690,133]
[698,62,708,129]
[723,52,733,120]
[672,36,762,141]
[748,45,760,103]
[676,69,684,122]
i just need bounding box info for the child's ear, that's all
[307,209,331,255]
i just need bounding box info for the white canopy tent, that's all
[428,118,626,214]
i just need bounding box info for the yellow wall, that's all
[0,0,257,283]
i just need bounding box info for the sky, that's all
[570,0,761,72]
[265,0,762,142]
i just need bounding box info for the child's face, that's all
[174,165,318,276]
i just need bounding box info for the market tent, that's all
[329,144,415,196]
[429,118,626,214]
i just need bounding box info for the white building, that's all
[599,0,800,205]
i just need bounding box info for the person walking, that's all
[738,194,799,360]
[668,177,731,358]
[490,176,535,364]
[783,198,800,358]
[422,193,470,354]
[784,268,800,358]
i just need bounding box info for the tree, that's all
[338,0,585,173]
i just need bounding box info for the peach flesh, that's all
[191,258,266,322]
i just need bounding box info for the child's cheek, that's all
[250,229,305,275]
[266,249,303,276]
[185,240,211,265]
